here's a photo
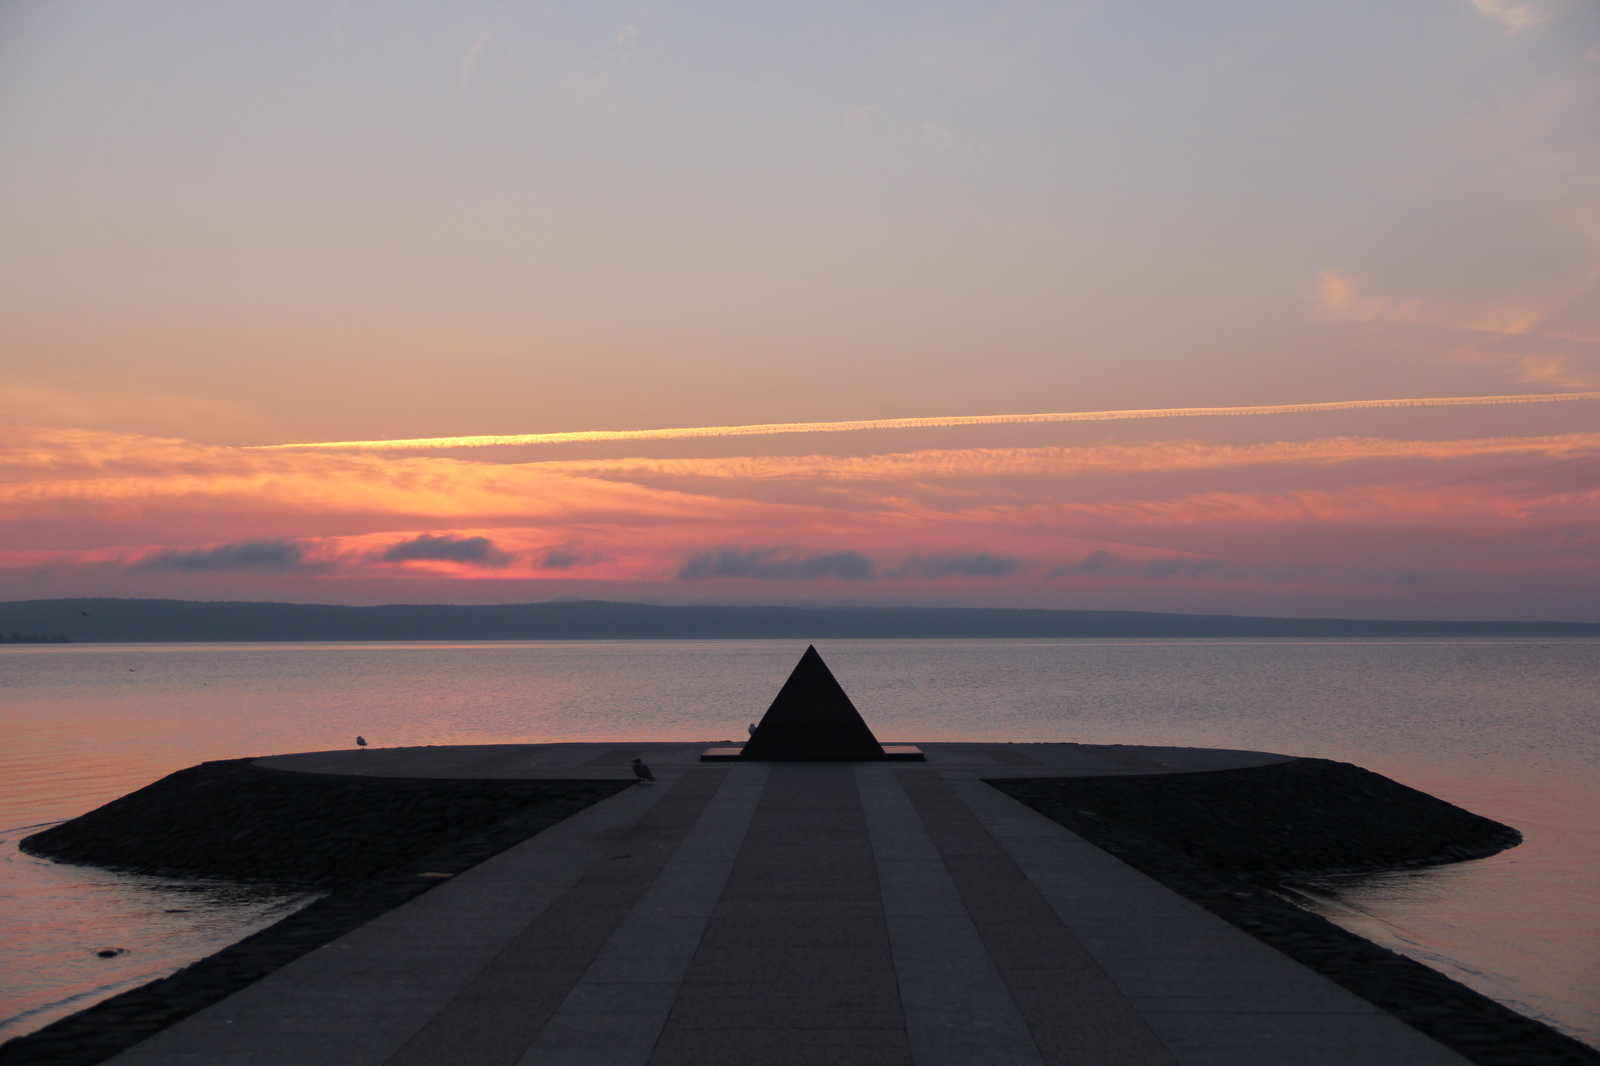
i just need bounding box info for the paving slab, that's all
[100,744,1473,1066]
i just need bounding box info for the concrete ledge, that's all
[19,760,632,885]
[700,745,926,762]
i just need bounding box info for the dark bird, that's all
[356,736,368,748]
[81,610,91,617]
[630,757,655,783]
[747,723,757,736]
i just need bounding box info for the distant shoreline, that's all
[3,597,1598,642]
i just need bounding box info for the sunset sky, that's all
[3,0,1598,618]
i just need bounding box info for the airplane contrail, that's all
[252,391,1600,451]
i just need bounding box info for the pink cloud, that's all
[3,424,1599,617]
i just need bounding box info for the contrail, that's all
[252,391,1600,451]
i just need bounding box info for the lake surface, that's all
[1,639,1595,1047]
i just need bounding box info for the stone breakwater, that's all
[3,761,632,1066]
[992,756,1522,881]
[993,759,1600,1066]
[19,759,630,886]
[9,755,1591,1066]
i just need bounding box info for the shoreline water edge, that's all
[4,752,1596,1065]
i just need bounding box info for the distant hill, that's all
[3,598,1597,642]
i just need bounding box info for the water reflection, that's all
[1,639,1595,1047]
[1282,796,1599,1043]
[0,830,320,1040]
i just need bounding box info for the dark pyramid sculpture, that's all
[740,645,887,761]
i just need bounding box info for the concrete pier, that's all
[100,743,1473,1066]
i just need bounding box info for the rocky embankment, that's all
[993,759,1600,1066]
[2,761,632,1066]
[20,758,628,885]
[992,755,1521,881]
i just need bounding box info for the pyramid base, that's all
[701,745,924,762]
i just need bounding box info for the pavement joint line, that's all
[97,770,680,1066]
[895,768,1178,1066]
[648,764,914,1065]
[943,775,1477,1066]
[856,764,1044,1064]
[377,767,731,1066]
[65,744,1515,1066]
[516,764,769,1066]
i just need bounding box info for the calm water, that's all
[1,639,1596,1046]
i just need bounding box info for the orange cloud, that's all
[4,423,1600,616]
[1317,270,1600,389]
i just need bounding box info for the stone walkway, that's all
[104,745,1473,1066]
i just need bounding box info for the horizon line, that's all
[250,390,1600,452]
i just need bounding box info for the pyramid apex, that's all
[740,646,885,761]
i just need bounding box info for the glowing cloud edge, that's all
[251,391,1600,452]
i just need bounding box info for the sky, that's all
[2,0,1599,619]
